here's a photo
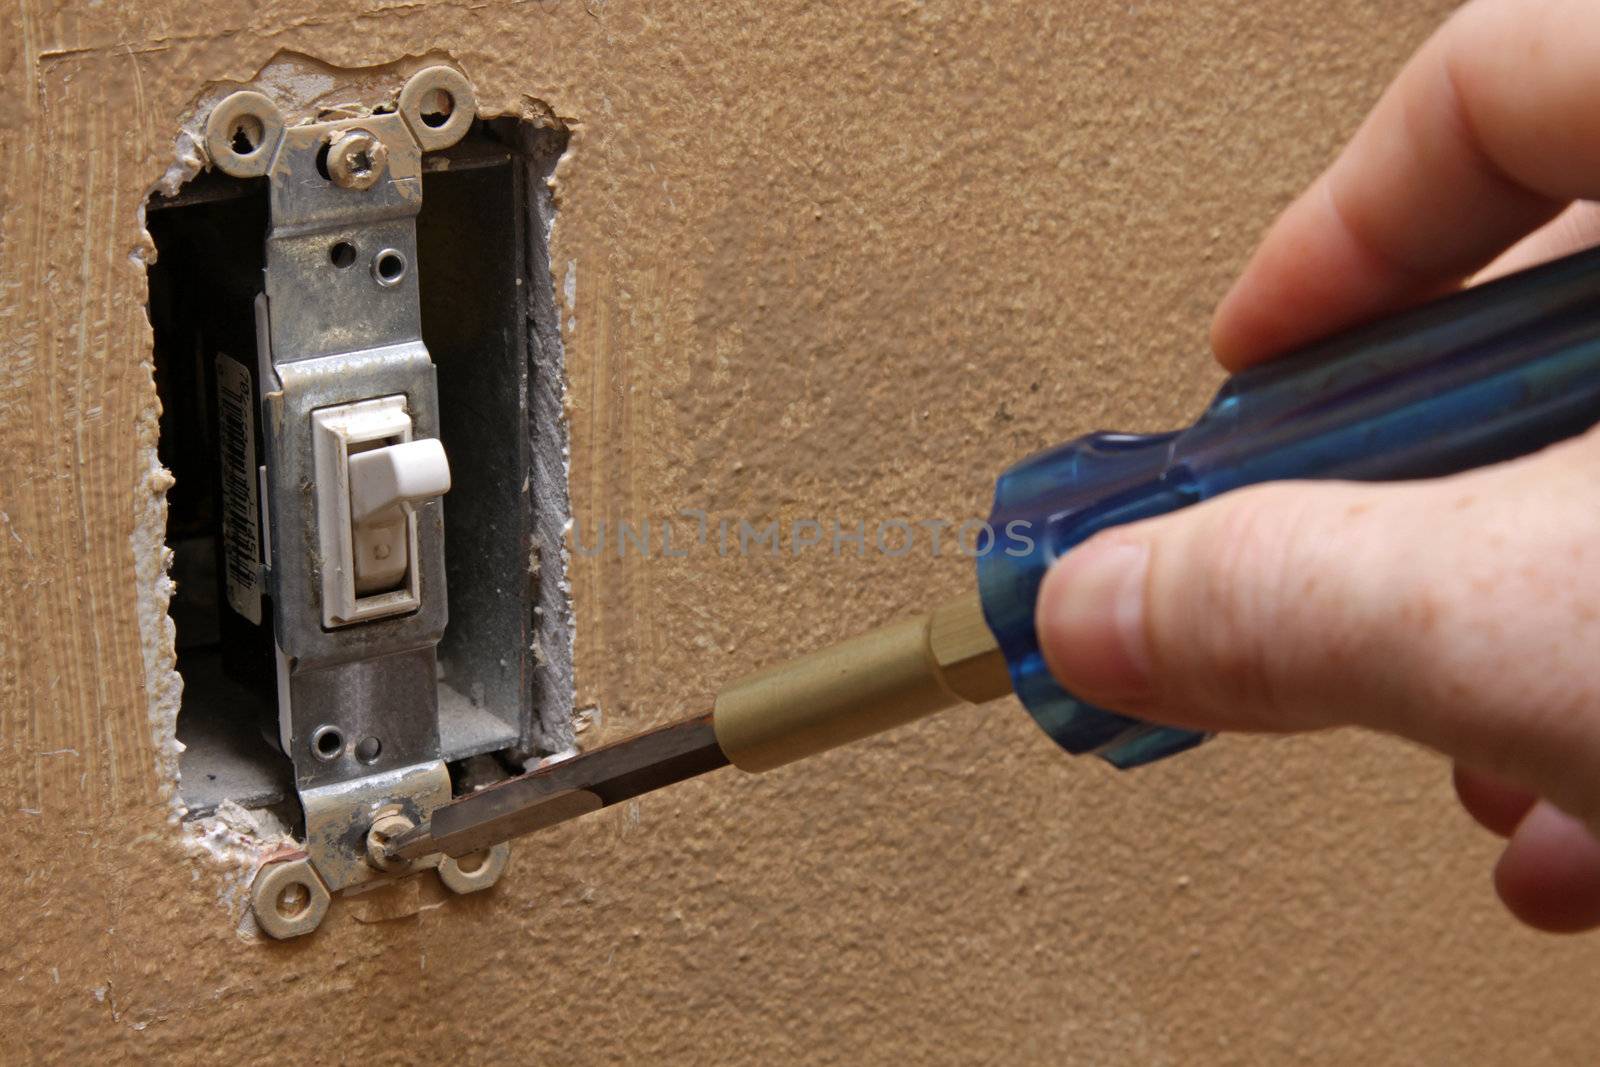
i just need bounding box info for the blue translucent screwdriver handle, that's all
[977,244,1600,769]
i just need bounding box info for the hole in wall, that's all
[145,112,575,820]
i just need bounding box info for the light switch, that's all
[348,439,451,594]
[152,76,575,912]
[312,396,451,627]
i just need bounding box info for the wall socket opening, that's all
[146,116,574,819]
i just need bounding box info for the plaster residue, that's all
[572,703,601,737]
[186,801,295,928]
[128,73,208,815]
[130,433,183,799]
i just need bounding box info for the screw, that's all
[365,810,416,872]
[326,129,388,191]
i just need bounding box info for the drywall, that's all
[5,0,1599,1062]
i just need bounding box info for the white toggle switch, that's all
[348,438,451,595]
[311,396,451,627]
[348,438,452,524]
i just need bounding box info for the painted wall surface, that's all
[5,0,1598,1062]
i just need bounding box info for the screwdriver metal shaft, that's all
[387,714,729,860]
[387,593,1009,862]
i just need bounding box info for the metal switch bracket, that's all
[204,67,512,938]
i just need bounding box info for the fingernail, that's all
[1036,539,1152,700]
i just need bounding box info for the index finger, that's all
[1211,0,1600,371]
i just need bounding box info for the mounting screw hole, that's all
[419,88,455,129]
[329,241,357,269]
[372,249,408,287]
[310,725,344,761]
[354,736,382,764]
[276,882,311,920]
[454,850,490,875]
[230,114,265,156]
[314,141,332,181]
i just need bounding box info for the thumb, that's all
[1034,429,1600,827]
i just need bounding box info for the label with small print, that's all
[216,353,263,625]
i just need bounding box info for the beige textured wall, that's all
[5,0,1597,1062]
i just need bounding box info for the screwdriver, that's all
[387,242,1600,863]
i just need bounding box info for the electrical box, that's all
[145,64,573,937]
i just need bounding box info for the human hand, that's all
[1034,0,1600,933]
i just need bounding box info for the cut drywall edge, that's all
[520,114,580,758]
[129,55,210,834]
[186,801,296,935]
[130,442,183,802]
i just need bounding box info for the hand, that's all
[1034,0,1600,933]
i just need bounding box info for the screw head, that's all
[326,128,388,191]
[365,811,417,872]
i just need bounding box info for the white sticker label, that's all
[216,353,263,625]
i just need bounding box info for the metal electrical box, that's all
[145,64,573,937]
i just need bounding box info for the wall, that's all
[5,0,1597,1062]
